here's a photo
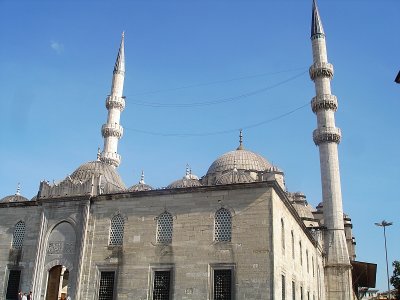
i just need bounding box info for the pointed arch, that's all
[109,214,125,246]
[12,221,25,250]
[156,211,174,244]
[214,208,232,242]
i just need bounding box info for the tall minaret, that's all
[100,32,126,168]
[309,1,353,299]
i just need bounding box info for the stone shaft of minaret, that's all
[309,1,352,299]
[100,32,126,168]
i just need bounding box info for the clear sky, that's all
[0,0,399,293]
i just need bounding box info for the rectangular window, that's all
[292,281,295,300]
[307,291,310,300]
[98,271,115,300]
[300,286,303,300]
[153,271,171,300]
[282,275,286,300]
[214,269,232,300]
[6,270,21,300]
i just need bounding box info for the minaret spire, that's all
[309,1,353,299]
[100,32,126,168]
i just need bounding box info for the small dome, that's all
[167,167,202,189]
[128,171,153,192]
[1,184,29,203]
[207,149,271,175]
[70,160,126,190]
[1,194,29,203]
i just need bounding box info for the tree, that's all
[390,261,400,300]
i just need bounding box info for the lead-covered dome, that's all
[167,167,202,189]
[1,185,29,203]
[70,160,126,190]
[128,171,153,192]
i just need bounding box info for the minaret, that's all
[100,32,126,168]
[309,1,353,298]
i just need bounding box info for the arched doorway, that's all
[46,265,69,300]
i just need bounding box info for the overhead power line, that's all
[124,101,310,137]
[128,69,308,108]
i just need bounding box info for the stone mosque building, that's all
[0,1,366,299]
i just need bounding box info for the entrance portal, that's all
[46,265,69,300]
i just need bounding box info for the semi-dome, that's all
[128,171,153,192]
[70,160,126,190]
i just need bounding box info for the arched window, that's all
[12,221,25,250]
[156,212,173,244]
[214,208,232,242]
[306,249,309,273]
[109,214,125,246]
[281,219,285,253]
[299,241,303,265]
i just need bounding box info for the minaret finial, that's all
[16,183,21,196]
[185,164,190,178]
[311,0,325,39]
[97,147,101,161]
[237,129,244,150]
[139,170,145,184]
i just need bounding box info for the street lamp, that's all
[375,220,393,299]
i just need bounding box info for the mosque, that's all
[0,1,370,299]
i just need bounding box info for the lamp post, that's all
[375,220,393,299]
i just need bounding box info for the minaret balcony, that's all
[313,127,341,145]
[309,62,334,81]
[101,123,123,139]
[311,94,338,113]
[100,152,121,168]
[106,95,125,111]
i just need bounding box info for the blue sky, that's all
[1,0,399,292]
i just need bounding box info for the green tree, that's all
[390,261,400,300]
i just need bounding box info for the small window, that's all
[306,250,309,273]
[109,214,124,246]
[156,212,173,245]
[282,275,286,300]
[299,242,303,266]
[6,270,21,300]
[291,231,295,259]
[12,221,25,250]
[98,271,115,300]
[214,208,232,242]
[292,281,296,300]
[300,286,303,300]
[153,271,171,300]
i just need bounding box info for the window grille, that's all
[156,212,173,244]
[153,271,171,300]
[214,208,232,242]
[98,271,115,300]
[282,275,286,300]
[6,270,21,300]
[109,214,124,246]
[214,269,232,300]
[12,221,25,250]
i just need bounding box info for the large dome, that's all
[70,160,126,190]
[207,149,271,175]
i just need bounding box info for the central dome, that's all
[70,160,126,190]
[206,149,271,175]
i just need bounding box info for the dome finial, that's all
[16,183,21,196]
[97,147,101,161]
[237,129,244,150]
[139,170,145,184]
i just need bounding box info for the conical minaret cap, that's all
[113,32,125,73]
[311,0,325,38]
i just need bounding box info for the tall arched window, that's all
[281,219,285,253]
[109,214,125,246]
[291,230,295,259]
[299,241,303,266]
[12,221,25,250]
[156,211,173,244]
[214,208,232,242]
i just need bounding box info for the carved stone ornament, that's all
[309,62,334,81]
[47,242,76,254]
[313,127,341,145]
[106,95,125,111]
[100,153,121,168]
[101,124,123,138]
[311,94,338,113]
